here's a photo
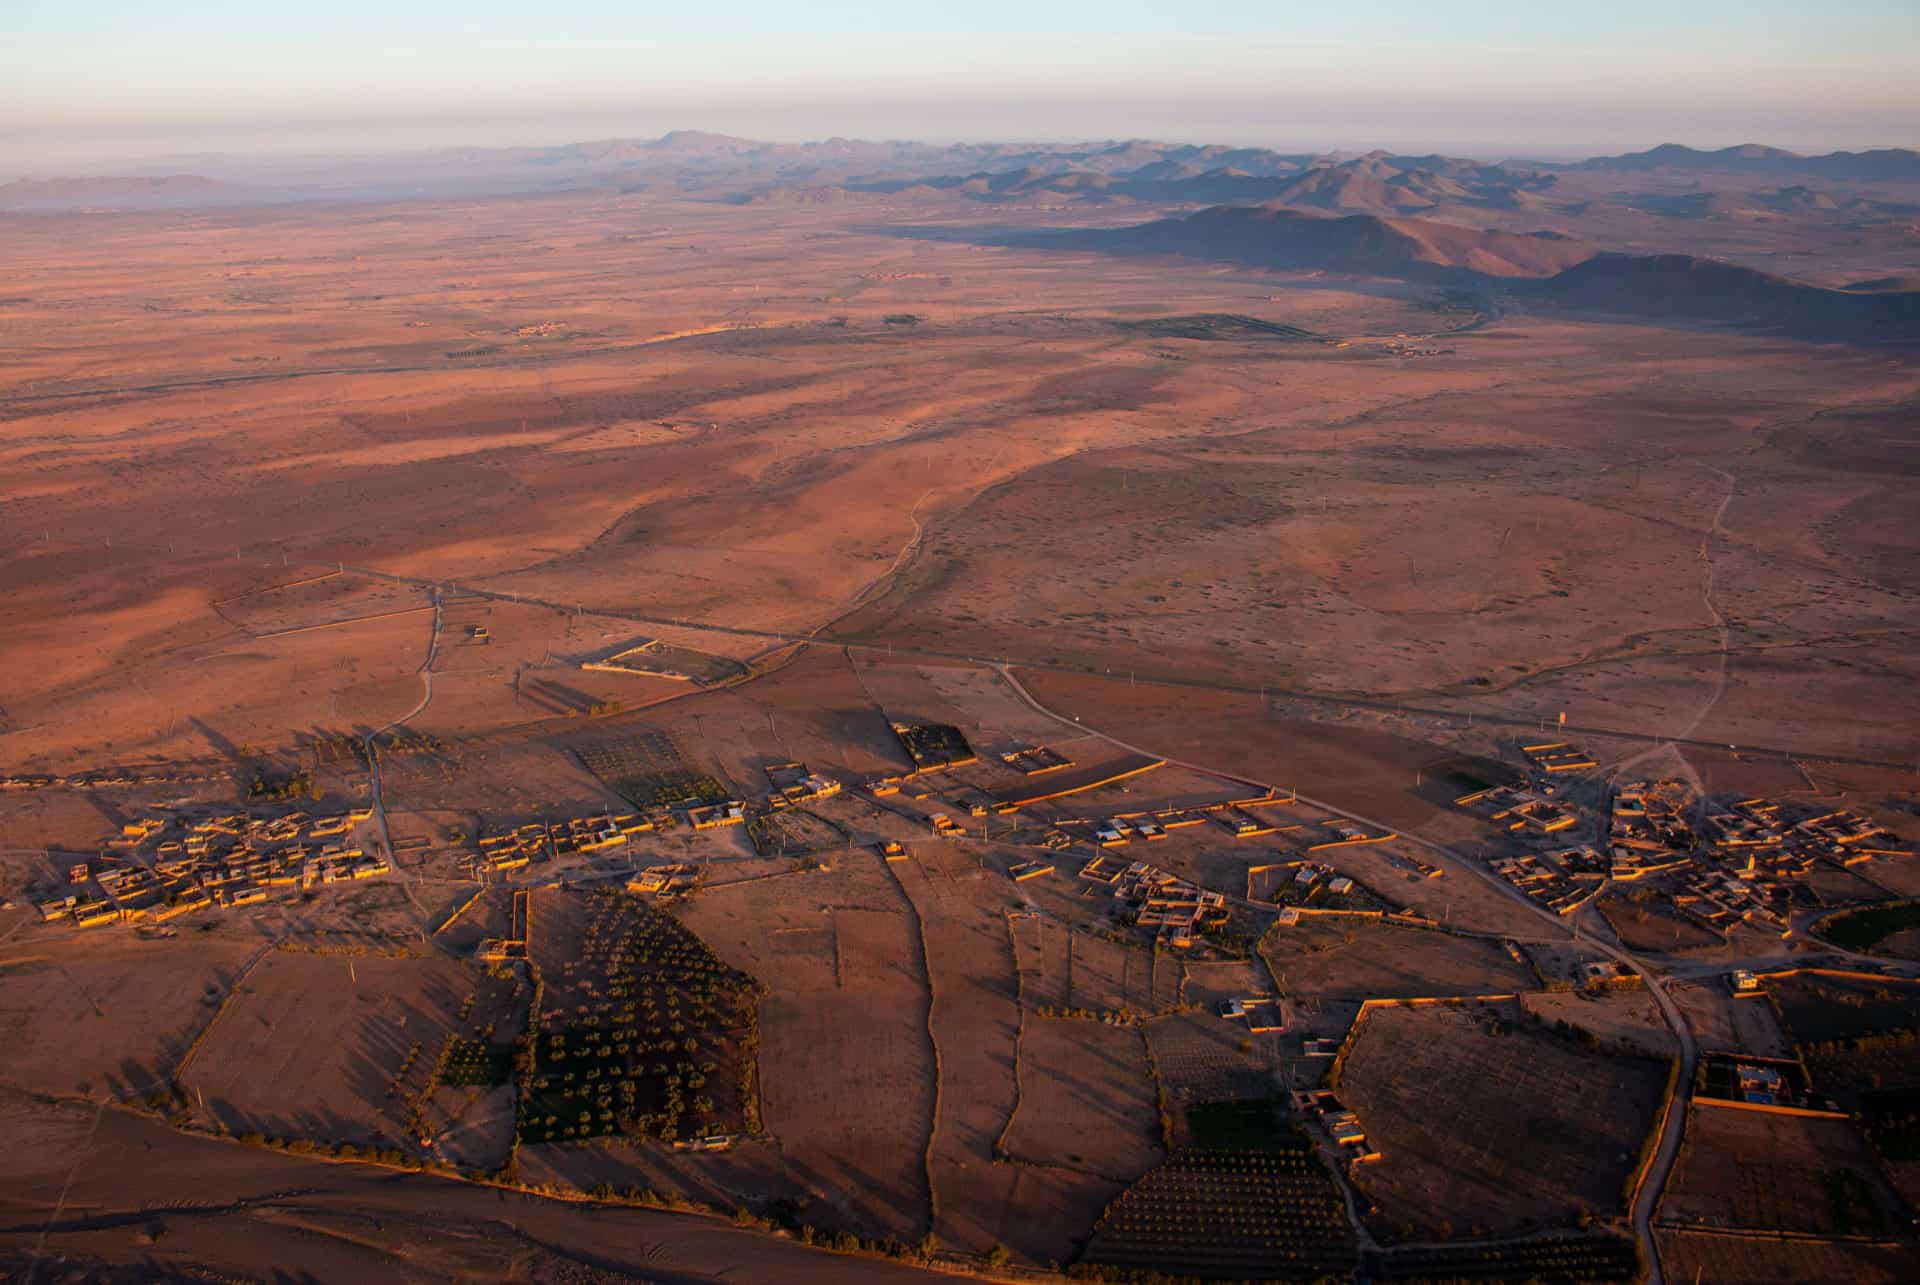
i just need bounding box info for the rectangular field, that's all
[0,937,259,1100]
[182,951,521,1152]
[1260,917,1537,1000]
[1659,1102,1908,1238]
[1656,1228,1918,1285]
[1003,1016,1162,1181]
[1337,1001,1669,1241]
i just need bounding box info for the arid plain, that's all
[2,158,1919,1284]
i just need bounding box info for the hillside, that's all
[1088,204,1595,279]
[1526,253,1920,339]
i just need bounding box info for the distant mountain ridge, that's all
[1573,143,1920,181]
[7,131,1917,217]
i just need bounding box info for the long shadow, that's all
[187,716,242,763]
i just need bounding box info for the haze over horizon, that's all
[6,0,1918,173]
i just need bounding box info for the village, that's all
[4,677,1917,1285]
[1454,739,1913,942]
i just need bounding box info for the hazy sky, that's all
[5,1,1918,170]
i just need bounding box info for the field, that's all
[0,1092,948,1284]
[0,936,259,1100]
[1658,1102,1908,1238]
[1259,917,1538,1000]
[1147,1011,1286,1107]
[1336,1001,1670,1240]
[1366,1234,1640,1282]
[181,950,523,1152]
[1596,894,1724,952]
[1520,988,1677,1058]
[523,890,759,1147]
[1080,1108,1357,1281]
[1002,1015,1162,1180]
[1009,912,1175,1015]
[1655,1229,1917,1285]
[1766,970,1920,1046]
[672,856,938,1243]
[1819,901,1920,958]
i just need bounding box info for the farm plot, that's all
[1003,1016,1162,1181]
[574,729,731,810]
[1856,1085,1920,1209]
[769,903,938,1241]
[1182,960,1277,1013]
[0,937,258,1100]
[1259,917,1536,1000]
[1596,895,1722,952]
[1366,1234,1639,1282]
[892,852,1128,1265]
[1766,970,1920,1047]
[1801,1032,1920,1105]
[1519,988,1676,1057]
[677,860,937,1244]
[1080,1115,1356,1281]
[183,951,517,1152]
[1012,915,1163,1016]
[1659,1102,1909,1238]
[1657,1228,1918,1285]
[1336,1001,1669,1241]
[523,889,760,1147]
[1147,1011,1285,1108]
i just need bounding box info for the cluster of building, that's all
[1251,859,1359,909]
[1459,785,1579,837]
[1487,846,1608,916]
[1002,745,1074,775]
[764,761,842,808]
[37,806,386,929]
[469,812,656,876]
[1606,779,1698,879]
[1698,1052,1810,1109]
[1668,799,1905,936]
[1460,747,1911,939]
[625,863,700,895]
[1079,856,1228,948]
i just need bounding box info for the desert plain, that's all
[1,137,1918,1283]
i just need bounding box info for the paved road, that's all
[991,663,1695,1284]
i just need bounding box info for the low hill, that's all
[1092,204,1595,279]
[1047,203,1919,341]
[1524,253,1920,340]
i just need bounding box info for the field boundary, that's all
[1689,1094,1849,1121]
[881,852,943,1240]
[170,943,276,1084]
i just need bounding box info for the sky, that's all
[4,1,1918,171]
